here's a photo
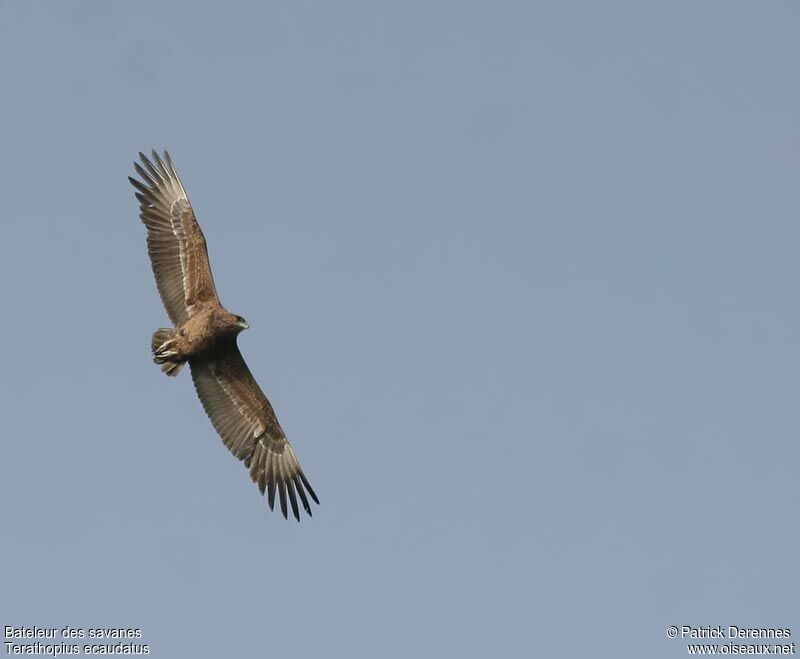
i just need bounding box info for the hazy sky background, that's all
[1,2,797,658]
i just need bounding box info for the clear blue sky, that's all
[1,2,797,658]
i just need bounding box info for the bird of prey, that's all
[129,150,318,521]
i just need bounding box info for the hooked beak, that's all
[238,320,250,330]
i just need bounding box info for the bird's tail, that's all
[151,328,185,377]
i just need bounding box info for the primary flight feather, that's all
[129,150,319,521]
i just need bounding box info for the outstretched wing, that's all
[129,150,219,325]
[189,345,319,521]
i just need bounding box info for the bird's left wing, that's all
[129,150,219,325]
[189,345,319,521]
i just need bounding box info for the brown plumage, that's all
[129,150,319,521]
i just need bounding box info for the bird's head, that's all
[222,312,249,334]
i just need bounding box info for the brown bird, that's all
[129,150,318,521]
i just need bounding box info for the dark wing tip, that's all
[138,151,161,181]
[299,471,320,505]
[248,436,319,521]
[278,478,288,519]
[286,478,300,522]
[292,474,312,516]
[137,151,154,175]
[267,476,277,511]
[152,149,167,172]
[133,161,155,186]
[265,455,319,521]
[129,174,150,196]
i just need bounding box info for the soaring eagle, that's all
[129,150,319,521]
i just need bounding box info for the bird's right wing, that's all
[129,150,219,325]
[189,345,319,521]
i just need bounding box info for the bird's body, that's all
[151,305,243,376]
[129,150,318,521]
